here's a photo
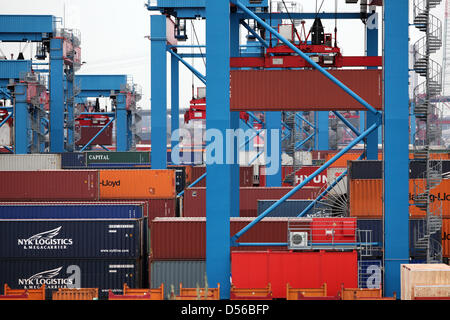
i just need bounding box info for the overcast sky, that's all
[0,1,446,113]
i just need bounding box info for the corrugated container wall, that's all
[0,258,143,300]
[150,260,206,298]
[61,153,87,168]
[98,169,175,200]
[349,179,450,218]
[0,219,145,259]
[0,171,98,201]
[229,69,383,111]
[149,217,301,260]
[183,187,320,217]
[257,199,322,217]
[189,166,254,187]
[0,154,61,170]
[0,202,144,219]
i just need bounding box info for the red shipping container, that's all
[183,187,320,217]
[259,166,327,188]
[230,69,383,111]
[0,170,99,201]
[231,250,358,298]
[189,166,254,187]
[149,217,311,260]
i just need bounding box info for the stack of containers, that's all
[189,165,254,187]
[149,217,306,298]
[183,186,320,217]
[0,215,148,300]
[347,160,450,269]
[62,152,180,220]
[258,165,328,188]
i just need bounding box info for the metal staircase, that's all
[412,0,444,264]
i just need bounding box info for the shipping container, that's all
[183,187,320,217]
[85,151,150,165]
[231,250,358,298]
[259,165,327,188]
[76,126,113,146]
[443,219,450,258]
[148,199,177,221]
[150,260,206,298]
[0,171,98,201]
[0,154,61,171]
[0,258,144,300]
[189,166,254,188]
[348,160,450,180]
[0,202,145,219]
[60,153,87,169]
[257,199,322,217]
[98,169,176,200]
[149,217,303,260]
[349,179,450,218]
[0,219,145,259]
[229,69,383,111]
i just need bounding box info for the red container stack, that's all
[189,166,254,187]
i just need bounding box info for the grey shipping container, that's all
[0,154,61,171]
[150,260,206,299]
[257,199,323,217]
[0,219,146,259]
[0,258,144,300]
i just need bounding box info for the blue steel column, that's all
[66,71,74,151]
[206,0,232,299]
[265,111,281,186]
[366,13,379,159]
[383,0,410,298]
[171,54,180,152]
[14,83,28,154]
[316,111,329,150]
[116,93,127,151]
[230,12,240,217]
[49,38,65,152]
[151,15,167,169]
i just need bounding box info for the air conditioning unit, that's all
[289,232,309,249]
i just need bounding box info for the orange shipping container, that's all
[349,179,450,218]
[325,152,382,168]
[99,169,176,200]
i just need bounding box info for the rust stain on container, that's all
[230,69,383,111]
[99,169,176,200]
[0,170,98,201]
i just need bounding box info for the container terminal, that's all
[0,0,449,302]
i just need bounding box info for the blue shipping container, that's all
[0,203,144,219]
[60,152,86,168]
[0,219,145,259]
[257,200,322,217]
[0,258,144,300]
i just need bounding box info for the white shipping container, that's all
[327,167,347,196]
[0,154,62,170]
[0,123,12,146]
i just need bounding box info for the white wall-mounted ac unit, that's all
[289,232,309,249]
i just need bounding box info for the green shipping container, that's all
[85,151,150,164]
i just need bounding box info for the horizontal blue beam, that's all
[77,74,127,93]
[233,242,381,247]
